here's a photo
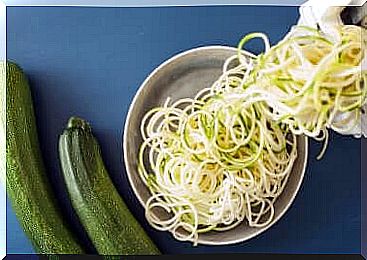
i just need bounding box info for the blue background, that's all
[6,6,361,254]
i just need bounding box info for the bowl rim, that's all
[123,45,309,246]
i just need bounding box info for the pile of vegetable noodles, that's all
[138,25,366,244]
[140,96,297,244]
[231,25,366,158]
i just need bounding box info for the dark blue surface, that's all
[6,6,361,254]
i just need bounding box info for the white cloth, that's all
[295,0,367,137]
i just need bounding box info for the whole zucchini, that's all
[2,62,84,254]
[58,116,160,255]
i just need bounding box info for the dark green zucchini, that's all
[3,62,84,254]
[58,116,160,255]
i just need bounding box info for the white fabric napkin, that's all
[295,0,367,137]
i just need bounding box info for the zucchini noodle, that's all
[138,25,365,245]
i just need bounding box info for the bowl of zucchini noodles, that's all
[123,45,308,245]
